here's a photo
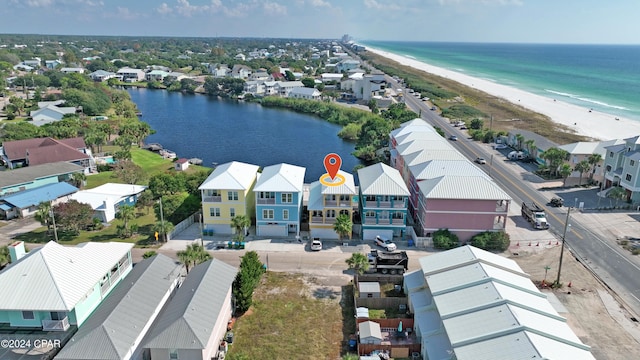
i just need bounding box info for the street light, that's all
[555,207,572,287]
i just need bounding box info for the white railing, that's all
[257,198,276,204]
[42,317,70,331]
[203,196,222,202]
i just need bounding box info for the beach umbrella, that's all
[398,321,403,332]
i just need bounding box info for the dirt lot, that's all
[511,245,640,360]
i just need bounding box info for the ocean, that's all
[360,41,640,121]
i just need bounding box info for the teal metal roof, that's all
[0,182,78,209]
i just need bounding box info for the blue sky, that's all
[0,0,638,44]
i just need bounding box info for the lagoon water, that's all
[361,41,640,121]
[128,88,362,183]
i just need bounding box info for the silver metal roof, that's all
[418,175,511,200]
[54,254,183,360]
[198,161,260,190]
[253,163,306,192]
[143,259,237,350]
[357,163,409,196]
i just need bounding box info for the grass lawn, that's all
[226,272,353,359]
[13,210,160,247]
[86,147,211,188]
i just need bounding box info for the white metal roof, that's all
[358,282,380,293]
[418,175,511,200]
[358,321,382,340]
[198,161,259,190]
[0,241,133,311]
[357,163,409,196]
[253,163,306,192]
[143,259,237,350]
[54,254,182,360]
[558,139,625,157]
[409,160,490,181]
[404,148,466,166]
[396,138,454,156]
[393,131,444,147]
[409,246,595,360]
[390,120,435,139]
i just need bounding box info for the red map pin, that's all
[324,153,342,180]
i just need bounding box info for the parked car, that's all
[493,143,508,150]
[449,135,458,141]
[475,157,487,164]
[310,238,322,251]
[459,125,468,130]
[550,197,564,207]
[375,235,397,251]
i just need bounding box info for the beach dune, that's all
[366,47,640,142]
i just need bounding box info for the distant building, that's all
[117,67,145,82]
[288,87,321,100]
[89,69,116,82]
[1,137,93,172]
[70,183,147,223]
[0,182,78,220]
[0,162,84,196]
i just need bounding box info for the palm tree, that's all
[177,243,212,273]
[559,164,572,187]
[116,205,136,237]
[152,221,175,242]
[70,172,86,189]
[587,153,603,184]
[574,160,591,186]
[515,133,525,151]
[345,253,370,275]
[34,201,52,230]
[524,139,536,161]
[333,214,353,240]
[608,186,627,207]
[231,214,251,237]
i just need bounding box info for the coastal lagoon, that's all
[128,88,362,183]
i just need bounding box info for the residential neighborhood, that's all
[0,35,638,360]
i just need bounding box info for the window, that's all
[626,174,632,181]
[339,209,349,216]
[210,208,221,217]
[340,194,350,202]
[392,212,404,219]
[228,191,239,201]
[259,192,275,199]
[606,165,612,172]
[263,209,274,219]
[230,208,236,217]
[632,160,636,167]
[169,349,178,360]
[50,311,66,320]
[365,211,376,218]
[283,209,289,220]
[609,152,614,158]
[281,193,293,203]
[206,189,221,196]
[365,195,376,202]
[326,209,336,218]
[22,311,34,320]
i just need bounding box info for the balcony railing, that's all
[392,218,404,225]
[365,217,377,224]
[496,204,507,212]
[42,317,70,331]
[378,201,391,208]
[203,196,222,203]
[257,198,276,204]
[311,216,324,223]
[325,200,337,206]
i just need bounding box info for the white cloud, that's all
[363,0,405,11]
[23,0,54,7]
[263,1,287,15]
[309,0,330,7]
[115,6,139,20]
[156,3,173,14]
[438,0,523,5]
[18,0,103,7]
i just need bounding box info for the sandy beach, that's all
[365,47,640,142]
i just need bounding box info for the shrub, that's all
[433,229,459,249]
[469,231,511,252]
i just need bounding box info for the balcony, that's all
[257,198,276,204]
[42,317,70,332]
[365,217,377,225]
[203,196,222,203]
[392,218,404,225]
[325,200,337,206]
[311,216,324,223]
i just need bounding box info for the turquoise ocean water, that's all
[360,41,640,121]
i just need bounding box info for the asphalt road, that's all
[396,79,640,317]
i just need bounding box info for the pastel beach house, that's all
[0,241,133,332]
[307,170,357,239]
[254,163,306,237]
[357,163,410,241]
[198,161,260,235]
[603,135,640,202]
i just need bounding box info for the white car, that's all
[375,236,397,251]
[310,238,322,251]
[493,143,508,150]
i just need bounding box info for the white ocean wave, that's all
[404,54,416,59]
[544,89,629,111]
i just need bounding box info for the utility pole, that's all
[199,212,204,247]
[49,202,59,243]
[159,197,165,242]
[555,207,572,286]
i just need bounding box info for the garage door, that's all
[362,229,394,241]
[258,224,287,237]
[310,228,339,240]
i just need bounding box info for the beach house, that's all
[198,161,260,235]
[70,183,147,223]
[143,259,237,360]
[602,135,640,202]
[0,241,133,331]
[307,170,357,239]
[559,139,625,186]
[254,163,306,237]
[357,163,409,240]
[1,136,94,172]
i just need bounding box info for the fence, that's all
[168,211,200,241]
[356,297,408,310]
[406,225,432,248]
